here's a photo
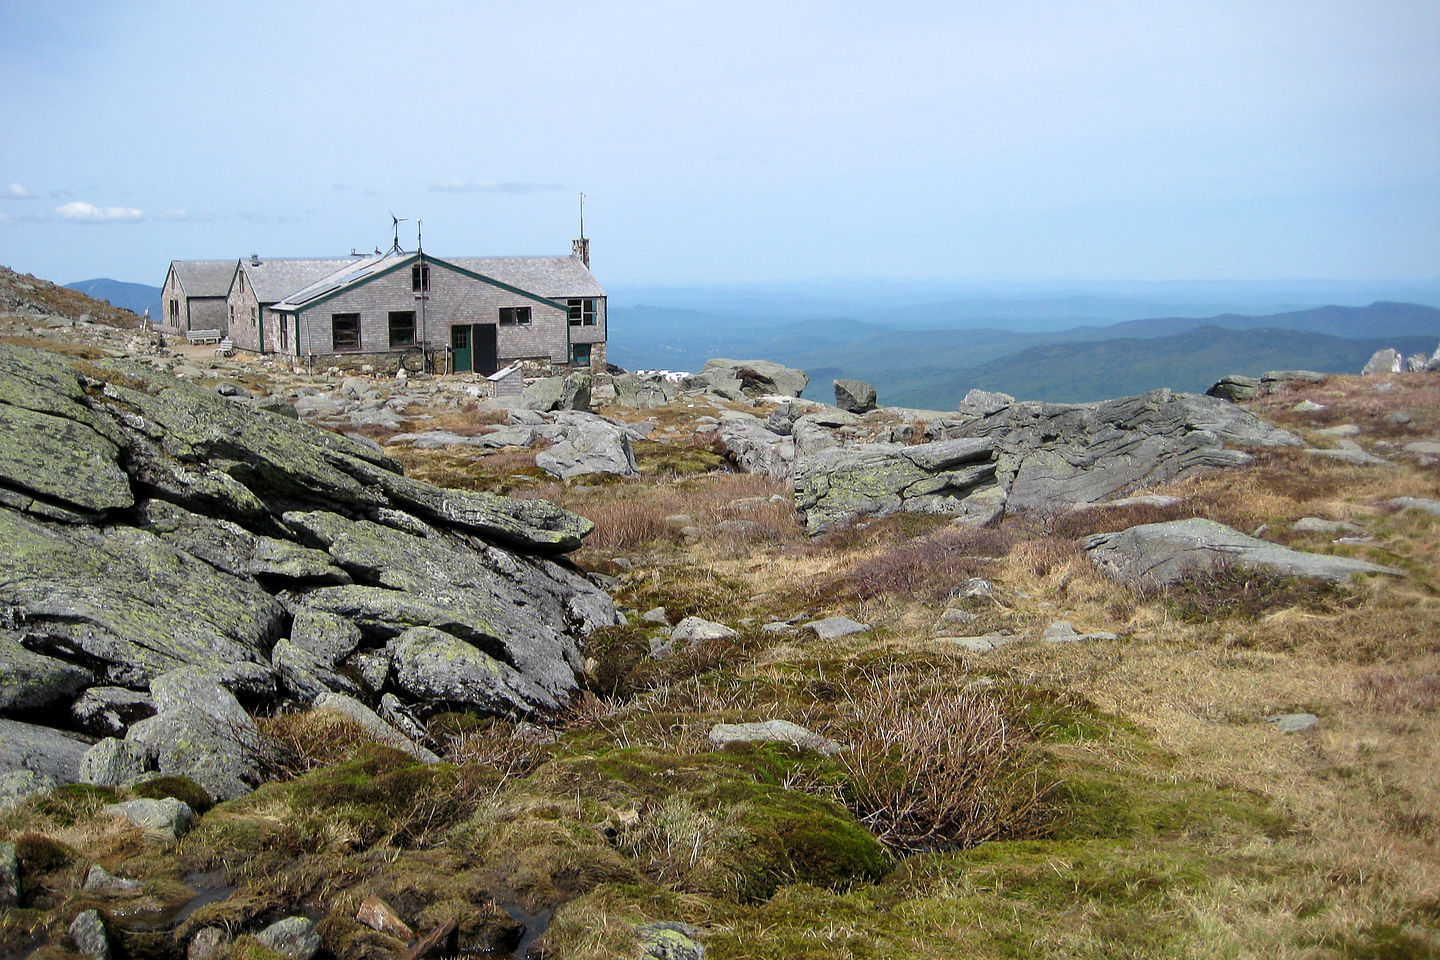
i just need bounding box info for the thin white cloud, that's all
[5,183,33,199]
[427,177,563,193]
[55,201,144,223]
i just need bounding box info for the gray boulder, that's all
[1362,349,1402,375]
[390,625,560,717]
[1261,370,1325,388]
[522,373,591,412]
[1084,518,1403,586]
[793,437,998,534]
[715,412,794,478]
[255,917,322,960]
[708,720,842,756]
[0,635,91,713]
[690,359,808,400]
[1389,497,1440,516]
[125,669,262,802]
[312,692,440,763]
[802,616,871,640]
[638,922,705,960]
[79,738,154,786]
[101,796,197,841]
[535,416,638,479]
[833,379,877,414]
[613,373,679,409]
[670,617,739,644]
[1268,712,1319,733]
[69,909,110,960]
[958,388,1015,414]
[946,389,1304,512]
[71,687,156,737]
[1205,375,1261,402]
[0,717,92,782]
[0,840,17,907]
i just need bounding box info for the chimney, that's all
[572,237,590,269]
[250,253,261,266]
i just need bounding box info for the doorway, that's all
[449,323,498,374]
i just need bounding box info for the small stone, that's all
[1292,400,1325,412]
[952,578,993,600]
[638,921,705,960]
[356,895,414,939]
[708,720,843,756]
[69,909,110,960]
[101,797,197,842]
[83,864,143,895]
[640,606,671,625]
[1268,712,1318,733]
[188,927,229,960]
[670,617,738,644]
[935,634,1017,653]
[0,840,18,907]
[80,738,155,787]
[255,916,322,960]
[1293,517,1362,535]
[934,608,978,629]
[1041,621,1080,643]
[802,616,871,640]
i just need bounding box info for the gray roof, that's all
[448,256,605,298]
[271,251,406,311]
[271,252,605,311]
[238,257,362,304]
[169,260,237,298]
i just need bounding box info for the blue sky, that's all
[1,0,1436,287]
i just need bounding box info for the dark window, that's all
[499,306,531,325]
[572,342,592,365]
[411,264,430,292]
[567,298,596,326]
[389,310,416,347]
[332,313,360,350]
[169,298,178,319]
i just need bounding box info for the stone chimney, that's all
[572,237,590,269]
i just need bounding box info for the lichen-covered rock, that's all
[101,796,198,841]
[79,738,154,786]
[69,908,110,960]
[1084,518,1403,586]
[535,417,638,479]
[1361,348,1402,375]
[125,669,262,802]
[390,625,558,717]
[638,921,705,960]
[313,692,440,762]
[255,916,322,960]
[1205,375,1262,402]
[613,373,679,409]
[709,720,842,756]
[793,437,998,534]
[0,634,92,713]
[71,686,155,737]
[522,373,592,412]
[715,412,795,479]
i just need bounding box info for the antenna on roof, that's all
[389,212,408,254]
[578,192,585,241]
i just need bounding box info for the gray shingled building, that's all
[159,259,237,334]
[161,238,605,375]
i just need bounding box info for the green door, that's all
[451,324,471,372]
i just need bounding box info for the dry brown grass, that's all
[839,524,1016,602]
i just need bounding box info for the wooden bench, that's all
[186,328,222,344]
[214,338,234,358]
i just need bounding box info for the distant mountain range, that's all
[65,278,162,320]
[64,276,1440,407]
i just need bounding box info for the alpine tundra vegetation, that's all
[1,266,1438,959]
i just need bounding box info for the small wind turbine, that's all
[389,212,408,254]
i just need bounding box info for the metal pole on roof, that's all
[417,218,428,373]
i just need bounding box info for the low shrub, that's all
[128,775,214,814]
[821,666,1050,853]
[1346,668,1440,713]
[842,525,1015,602]
[1137,562,1365,623]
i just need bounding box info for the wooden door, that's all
[475,323,498,375]
[451,324,471,372]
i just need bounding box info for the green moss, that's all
[128,776,214,815]
[21,785,118,826]
[632,439,727,476]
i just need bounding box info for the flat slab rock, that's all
[709,720,842,755]
[1085,518,1403,585]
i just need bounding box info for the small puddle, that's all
[117,871,238,932]
[501,903,554,960]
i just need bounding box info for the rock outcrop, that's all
[1084,518,1403,586]
[0,344,620,792]
[833,379,877,414]
[685,359,809,400]
[793,389,1303,531]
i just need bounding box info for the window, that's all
[567,298,596,326]
[279,314,288,351]
[499,306,531,326]
[411,264,430,292]
[169,298,178,320]
[332,313,360,350]
[388,310,416,347]
[572,342,592,365]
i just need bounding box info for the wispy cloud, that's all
[426,177,563,193]
[55,201,144,223]
[4,183,33,199]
